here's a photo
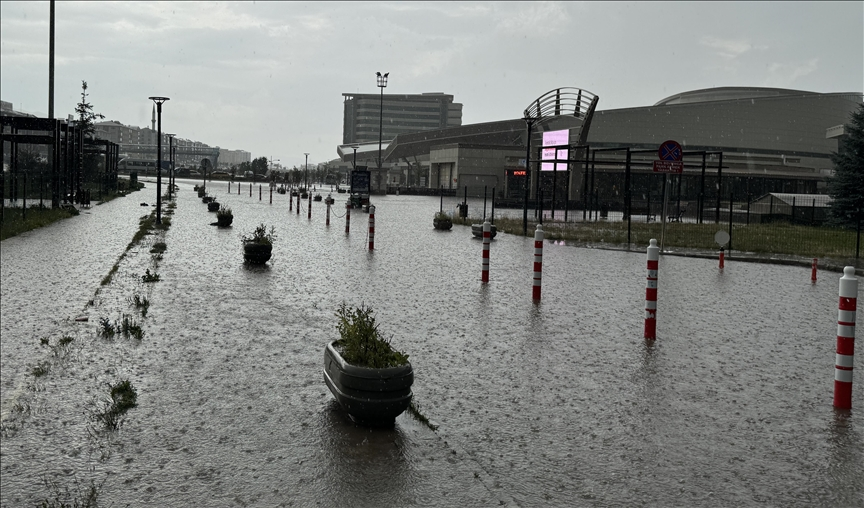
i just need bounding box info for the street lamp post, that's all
[304,153,309,189]
[148,96,169,224]
[350,144,360,193]
[166,133,175,197]
[376,72,388,192]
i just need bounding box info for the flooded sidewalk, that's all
[2,179,862,507]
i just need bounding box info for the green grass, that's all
[89,379,138,430]
[141,269,160,283]
[482,216,859,259]
[1,206,79,241]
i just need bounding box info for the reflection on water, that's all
[1,178,862,506]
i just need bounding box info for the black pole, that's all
[856,207,861,260]
[698,152,706,224]
[728,192,734,252]
[463,185,467,219]
[715,153,723,224]
[48,0,54,121]
[483,185,487,221]
[439,185,443,213]
[538,189,543,224]
[156,107,162,222]
[491,186,495,224]
[625,148,632,248]
[522,119,532,236]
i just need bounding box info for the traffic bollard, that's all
[533,225,543,300]
[834,266,857,409]
[645,239,659,339]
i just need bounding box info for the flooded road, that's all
[2,179,862,507]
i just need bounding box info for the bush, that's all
[334,303,408,368]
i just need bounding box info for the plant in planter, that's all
[216,205,233,227]
[323,303,413,426]
[207,200,220,212]
[197,187,206,198]
[241,223,275,264]
[433,210,453,230]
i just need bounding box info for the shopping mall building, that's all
[335,87,862,203]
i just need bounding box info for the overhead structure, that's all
[522,87,599,234]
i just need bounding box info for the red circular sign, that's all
[659,140,683,161]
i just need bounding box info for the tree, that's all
[827,103,864,228]
[250,157,268,175]
[75,81,106,189]
[75,81,104,140]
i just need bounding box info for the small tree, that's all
[827,103,864,228]
[75,81,106,191]
[75,81,105,140]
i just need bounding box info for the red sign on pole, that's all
[653,160,683,173]
[655,140,683,173]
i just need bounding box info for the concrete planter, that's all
[471,223,497,239]
[216,214,233,227]
[323,340,413,425]
[208,201,220,212]
[433,217,453,230]
[243,242,272,264]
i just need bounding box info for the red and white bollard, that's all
[228,182,231,193]
[834,266,857,409]
[270,186,272,204]
[719,247,725,270]
[533,225,543,300]
[290,192,293,211]
[249,183,252,197]
[308,194,312,220]
[368,205,375,250]
[296,194,300,215]
[811,258,818,283]
[645,238,659,339]
[345,201,351,234]
[326,200,331,226]
[238,182,240,195]
[259,185,262,200]
[481,221,491,283]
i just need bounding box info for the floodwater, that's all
[1,178,862,507]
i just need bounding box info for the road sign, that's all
[714,230,730,247]
[653,160,683,173]
[658,140,683,161]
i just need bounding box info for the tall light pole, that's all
[376,72,388,191]
[304,153,309,189]
[166,133,175,198]
[148,96,169,224]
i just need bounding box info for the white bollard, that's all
[834,266,857,409]
[644,239,659,339]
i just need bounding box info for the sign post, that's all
[656,140,683,253]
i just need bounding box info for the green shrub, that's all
[334,303,408,368]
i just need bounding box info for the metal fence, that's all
[452,182,862,262]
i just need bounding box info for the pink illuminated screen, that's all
[541,147,568,171]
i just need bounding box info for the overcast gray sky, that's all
[1,1,862,168]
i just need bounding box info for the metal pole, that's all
[660,175,669,253]
[625,148,632,248]
[699,152,706,224]
[522,119,532,236]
